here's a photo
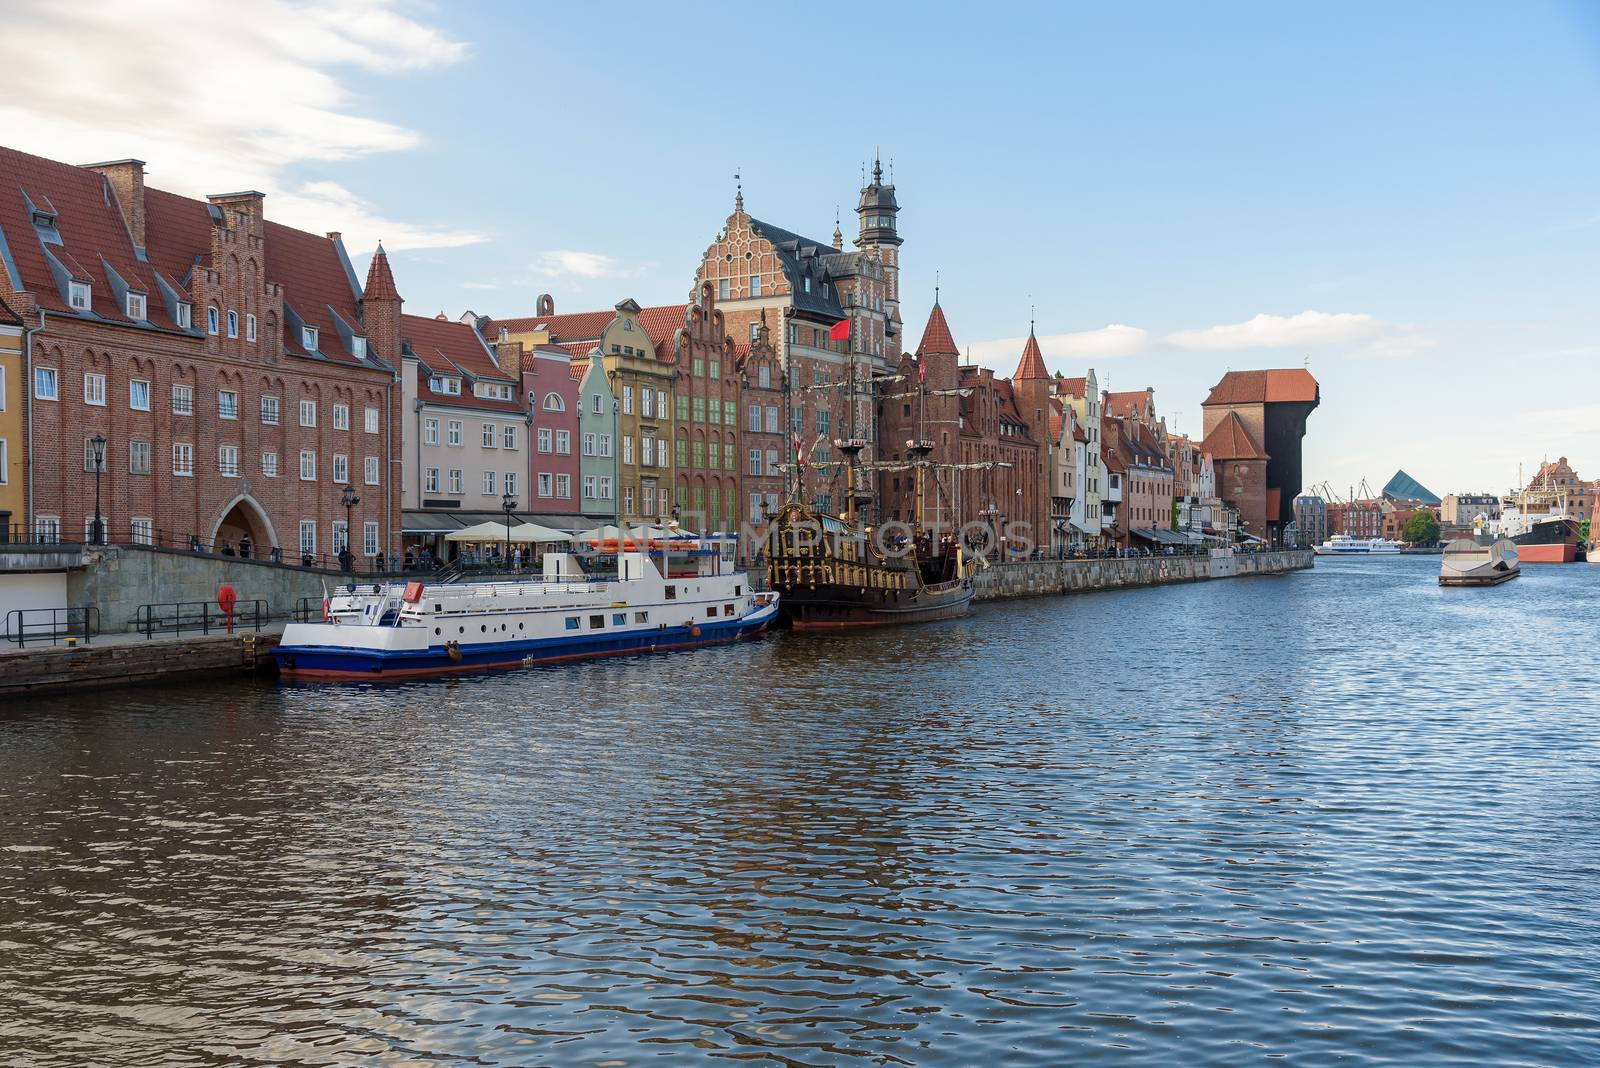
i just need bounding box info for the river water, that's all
[2,555,1598,1066]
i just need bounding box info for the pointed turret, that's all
[363,242,402,302]
[915,300,959,357]
[361,241,403,363]
[1014,325,1049,380]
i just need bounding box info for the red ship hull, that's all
[1516,541,1576,564]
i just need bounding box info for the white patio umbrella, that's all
[445,520,519,543]
[507,521,575,544]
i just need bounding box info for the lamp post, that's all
[502,490,516,569]
[340,485,359,571]
[89,433,106,545]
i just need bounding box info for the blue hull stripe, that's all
[275,608,776,679]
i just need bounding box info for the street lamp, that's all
[340,485,359,571]
[502,490,516,568]
[89,433,106,545]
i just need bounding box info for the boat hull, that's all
[1515,541,1576,564]
[275,603,778,681]
[783,583,975,631]
[1440,568,1518,586]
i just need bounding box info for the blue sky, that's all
[8,0,1598,498]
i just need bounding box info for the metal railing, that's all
[4,607,100,647]
[2,524,82,548]
[133,599,267,639]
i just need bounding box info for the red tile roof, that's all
[497,308,615,339]
[496,302,689,363]
[1200,411,1268,460]
[0,295,20,326]
[17,155,366,366]
[914,303,959,357]
[1047,397,1063,441]
[1106,389,1152,421]
[1013,330,1049,380]
[404,312,522,412]
[0,145,154,323]
[61,162,368,365]
[1203,368,1319,406]
[1054,376,1086,398]
[363,243,401,301]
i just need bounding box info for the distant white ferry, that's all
[1314,535,1403,555]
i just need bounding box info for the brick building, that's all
[1326,499,1383,538]
[0,146,402,560]
[695,163,903,518]
[0,297,21,530]
[876,302,1039,554]
[1200,368,1320,544]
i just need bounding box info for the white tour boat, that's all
[274,543,779,681]
[1313,535,1404,555]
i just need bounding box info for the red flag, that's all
[793,432,806,469]
[828,319,850,342]
[917,359,927,382]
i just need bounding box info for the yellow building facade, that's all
[597,300,676,523]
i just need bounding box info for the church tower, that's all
[855,154,902,359]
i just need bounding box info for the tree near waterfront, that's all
[1402,510,1440,545]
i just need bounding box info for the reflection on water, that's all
[3,556,1600,1066]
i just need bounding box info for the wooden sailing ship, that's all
[764,316,983,630]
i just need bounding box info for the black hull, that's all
[778,581,975,630]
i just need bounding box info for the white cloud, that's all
[531,251,624,279]
[1163,310,1432,359]
[967,324,1151,368]
[459,281,498,291]
[0,0,478,253]
[275,181,483,252]
[1164,310,1384,349]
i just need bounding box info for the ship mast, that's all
[835,316,870,527]
[908,360,934,535]
[781,308,799,504]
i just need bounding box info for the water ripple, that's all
[2,556,1599,1065]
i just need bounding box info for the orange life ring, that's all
[688,624,701,638]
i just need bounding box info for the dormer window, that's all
[69,281,91,311]
[175,303,192,329]
[126,292,146,321]
[302,326,318,351]
[351,336,367,359]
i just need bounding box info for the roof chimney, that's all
[85,159,146,249]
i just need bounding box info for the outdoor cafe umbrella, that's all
[507,521,576,543]
[444,520,520,543]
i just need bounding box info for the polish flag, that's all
[793,432,806,469]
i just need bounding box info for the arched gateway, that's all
[208,494,280,556]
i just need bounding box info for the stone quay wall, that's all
[973,549,1313,601]
[0,632,281,699]
[67,544,359,633]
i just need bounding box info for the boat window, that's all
[664,586,676,600]
[724,604,735,616]
[590,615,605,629]
[635,611,648,623]
[706,608,717,619]
[734,585,742,596]
[612,613,626,626]
[565,617,579,630]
